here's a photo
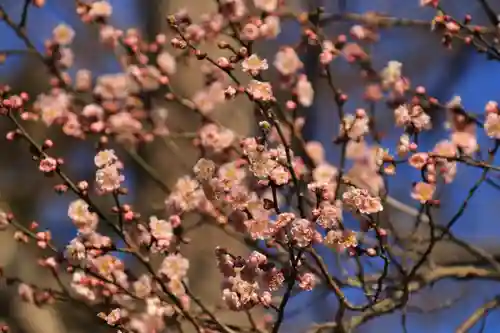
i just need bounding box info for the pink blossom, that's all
[52,24,75,45]
[102,308,123,325]
[149,216,174,252]
[168,278,186,296]
[342,187,383,214]
[207,82,226,104]
[71,272,96,301]
[108,112,142,138]
[241,23,260,40]
[199,124,235,153]
[34,92,71,126]
[420,0,439,7]
[345,140,367,160]
[99,25,118,44]
[133,275,152,298]
[260,291,273,306]
[0,210,9,230]
[58,47,74,68]
[39,157,57,173]
[159,253,189,280]
[274,47,303,76]
[157,51,176,75]
[296,75,314,107]
[244,217,270,240]
[260,15,281,39]
[88,1,113,19]
[253,0,278,12]
[217,162,246,190]
[315,201,342,229]
[62,113,84,138]
[298,273,317,291]
[270,212,294,231]
[451,131,477,155]
[269,165,290,185]
[94,149,118,168]
[291,218,315,247]
[145,296,174,317]
[91,254,124,279]
[193,158,216,181]
[485,101,498,113]
[433,140,457,158]
[342,43,367,62]
[65,238,87,261]
[222,289,242,310]
[82,104,104,119]
[341,113,370,140]
[94,73,135,100]
[248,152,278,179]
[394,104,431,131]
[241,54,268,75]
[485,112,500,139]
[381,61,402,88]
[325,230,358,251]
[75,69,92,91]
[411,182,436,203]
[320,50,334,64]
[350,25,368,40]
[166,176,204,212]
[247,80,273,101]
[96,164,124,193]
[305,141,325,165]
[192,90,215,115]
[18,283,35,303]
[68,200,98,233]
[128,65,162,91]
[409,153,429,169]
[312,163,338,184]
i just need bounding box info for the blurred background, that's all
[1,0,500,332]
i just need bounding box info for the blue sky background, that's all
[2,0,500,332]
